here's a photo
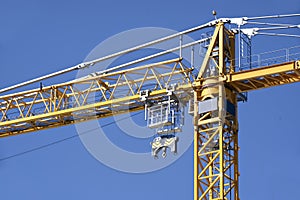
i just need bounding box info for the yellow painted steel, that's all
[0,58,194,137]
[194,23,239,200]
[227,60,300,92]
[0,21,299,200]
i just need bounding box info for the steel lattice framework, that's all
[193,23,240,199]
[0,58,194,137]
[0,16,300,200]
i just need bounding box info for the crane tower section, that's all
[193,23,239,199]
[0,14,300,200]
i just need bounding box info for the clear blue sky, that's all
[0,0,300,200]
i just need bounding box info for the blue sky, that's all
[0,0,300,200]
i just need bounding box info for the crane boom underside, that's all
[0,58,194,137]
[1,58,299,137]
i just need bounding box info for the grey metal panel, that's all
[198,97,218,114]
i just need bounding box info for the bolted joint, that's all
[295,60,300,69]
[139,90,150,101]
[166,83,177,96]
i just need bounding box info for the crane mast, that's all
[0,15,300,200]
[193,22,300,199]
[193,23,239,199]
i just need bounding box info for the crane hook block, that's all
[151,135,178,159]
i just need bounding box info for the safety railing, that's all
[233,45,300,71]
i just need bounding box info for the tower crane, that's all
[0,13,299,200]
